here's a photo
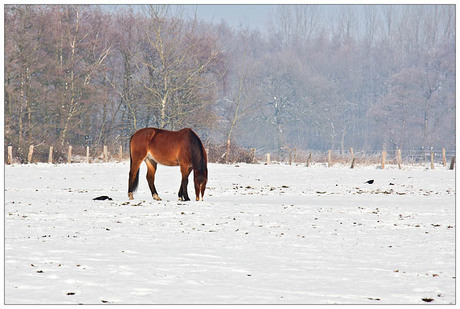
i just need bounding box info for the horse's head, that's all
[194,167,207,201]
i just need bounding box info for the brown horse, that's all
[128,128,208,201]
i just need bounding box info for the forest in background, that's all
[4,4,456,163]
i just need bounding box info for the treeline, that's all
[4,5,455,162]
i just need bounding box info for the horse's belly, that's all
[147,152,179,166]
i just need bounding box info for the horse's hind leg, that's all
[178,163,192,201]
[128,154,144,200]
[145,158,161,201]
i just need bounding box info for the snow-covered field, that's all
[4,161,455,304]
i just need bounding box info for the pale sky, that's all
[193,4,274,31]
[111,4,275,32]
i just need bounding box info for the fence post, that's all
[86,146,90,163]
[7,146,12,165]
[28,145,34,164]
[328,150,332,167]
[266,153,270,165]
[396,148,402,170]
[67,146,72,164]
[442,148,446,167]
[48,146,53,164]
[119,145,123,162]
[431,151,434,170]
[103,146,108,162]
[449,156,455,170]
[250,148,256,164]
[350,147,355,169]
[289,150,292,165]
[381,150,386,169]
[306,152,312,167]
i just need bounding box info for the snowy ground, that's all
[4,161,455,304]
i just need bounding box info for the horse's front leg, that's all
[146,158,161,201]
[178,164,192,201]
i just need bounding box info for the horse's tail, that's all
[189,129,208,181]
[129,135,140,193]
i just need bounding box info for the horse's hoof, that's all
[153,194,162,201]
[128,192,134,200]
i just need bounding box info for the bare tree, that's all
[57,6,113,145]
[221,27,261,162]
[135,5,224,130]
[273,5,323,48]
[4,5,46,148]
[103,7,142,137]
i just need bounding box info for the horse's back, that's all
[131,127,189,139]
[131,127,157,140]
[130,128,186,166]
[130,127,205,167]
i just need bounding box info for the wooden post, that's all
[328,150,332,167]
[86,146,90,163]
[449,156,455,170]
[266,153,270,165]
[67,146,72,164]
[306,152,312,167]
[381,150,386,169]
[442,148,446,167]
[7,146,12,165]
[350,147,355,168]
[396,148,402,170]
[103,146,108,162]
[250,148,256,164]
[119,145,123,162]
[28,145,34,164]
[431,151,434,170]
[289,150,292,165]
[48,146,53,164]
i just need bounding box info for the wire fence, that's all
[4,143,456,169]
[243,147,456,169]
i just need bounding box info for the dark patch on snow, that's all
[93,195,112,201]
